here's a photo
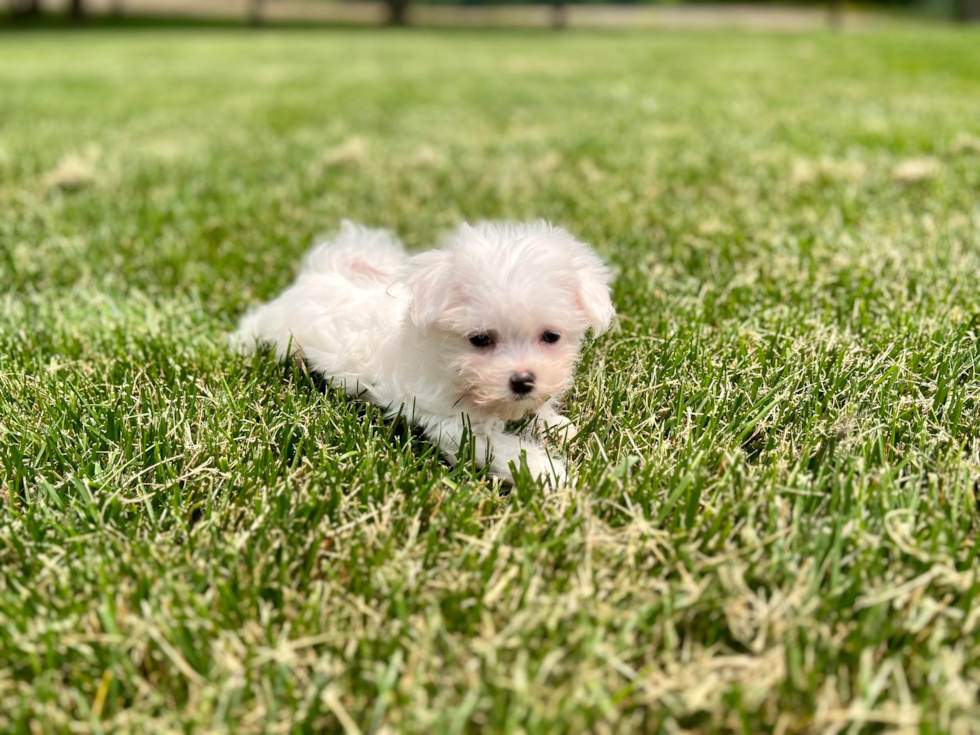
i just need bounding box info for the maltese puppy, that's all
[232,220,614,485]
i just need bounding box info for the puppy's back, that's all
[231,221,408,363]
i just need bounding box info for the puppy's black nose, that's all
[509,371,535,395]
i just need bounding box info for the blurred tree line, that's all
[10,0,88,20]
[8,0,979,24]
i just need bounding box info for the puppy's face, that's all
[405,222,615,421]
[447,295,585,420]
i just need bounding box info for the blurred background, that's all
[3,0,979,29]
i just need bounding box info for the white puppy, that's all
[232,220,614,485]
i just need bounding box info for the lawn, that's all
[2,24,980,732]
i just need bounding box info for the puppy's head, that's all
[404,221,614,421]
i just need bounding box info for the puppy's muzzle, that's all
[509,371,535,396]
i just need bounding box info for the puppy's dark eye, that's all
[469,332,494,348]
[541,331,561,344]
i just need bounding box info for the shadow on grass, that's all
[263,354,514,494]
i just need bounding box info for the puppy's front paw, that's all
[523,452,568,488]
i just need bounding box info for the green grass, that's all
[2,25,980,733]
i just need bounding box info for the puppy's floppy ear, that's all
[566,236,615,336]
[404,249,454,329]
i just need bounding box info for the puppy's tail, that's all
[301,220,406,280]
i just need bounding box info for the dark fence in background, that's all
[5,0,979,26]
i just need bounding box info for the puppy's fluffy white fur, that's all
[232,220,614,485]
